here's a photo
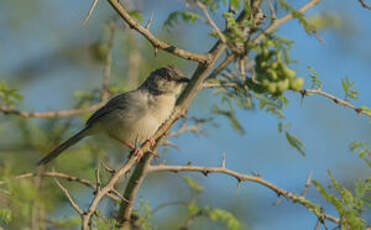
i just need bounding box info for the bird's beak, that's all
[177,77,190,83]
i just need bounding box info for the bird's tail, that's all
[37,127,89,165]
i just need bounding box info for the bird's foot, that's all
[128,146,143,162]
[147,137,156,148]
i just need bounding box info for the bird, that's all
[37,65,189,165]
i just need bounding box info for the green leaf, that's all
[341,76,359,101]
[182,176,204,193]
[0,80,23,106]
[206,208,241,230]
[313,171,370,230]
[308,12,341,31]
[279,0,317,35]
[212,104,245,134]
[307,66,322,89]
[128,10,143,22]
[285,131,305,156]
[0,208,12,224]
[163,11,200,28]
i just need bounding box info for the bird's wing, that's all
[86,90,147,126]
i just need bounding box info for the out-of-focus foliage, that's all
[313,170,370,230]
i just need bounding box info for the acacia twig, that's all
[359,0,371,9]
[81,155,137,230]
[0,102,105,118]
[106,0,210,63]
[148,164,340,224]
[253,0,322,44]
[54,178,84,215]
[301,88,371,117]
[82,0,99,25]
[301,170,312,197]
[0,171,123,202]
[196,1,227,43]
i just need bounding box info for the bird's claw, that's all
[147,137,156,148]
[130,147,144,162]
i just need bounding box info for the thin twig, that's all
[0,102,105,118]
[196,1,227,43]
[106,0,210,63]
[145,14,153,29]
[301,88,371,117]
[301,170,312,197]
[82,0,99,25]
[221,152,226,168]
[253,0,322,44]
[359,0,371,9]
[81,155,137,230]
[148,164,340,224]
[267,0,277,19]
[54,178,84,215]
[0,171,122,201]
[202,80,371,118]
[151,201,188,215]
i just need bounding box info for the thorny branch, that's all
[54,178,84,215]
[0,171,124,202]
[106,0,210,63]
[147,163,340,224]
[358,0,371,9]
[196,1,227,43]
[203,80,371,118]
[301,88,371,117]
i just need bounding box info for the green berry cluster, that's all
[249,46,304,95]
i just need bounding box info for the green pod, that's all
[267,82,277,94]
[277,79,290,92]
[267,69,278,80]
[289,77,304,91]
[279,64,296,79]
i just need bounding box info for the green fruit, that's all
[277,79,289,92]
[267,83,277,94]
[260,61,267,68]
[262,48,269,57]
[267,69,278,80]
[279,64,296,79]
[266,40,275,47]
[261,79,270,87]
[271,61,279,69]
[290,77,304,91]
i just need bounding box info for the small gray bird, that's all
[37,65,189,165]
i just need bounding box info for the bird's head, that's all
[140,65,189,96]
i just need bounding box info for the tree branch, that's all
[0,171,123,202]
[81,155,137,230]
[54,178,84,215]
[301,88,371,117]
[0,102,105,118]
[358,0,371,9]
[252,0,322,44]
[106,0,210,63]
[147,164,340,224]
[196,1,227,43]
